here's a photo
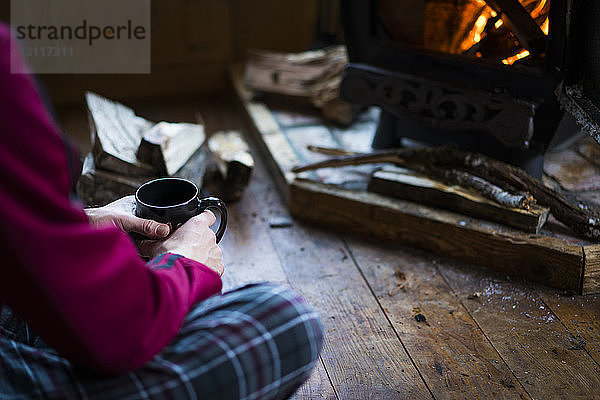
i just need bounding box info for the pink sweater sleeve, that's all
[0,25,222,374]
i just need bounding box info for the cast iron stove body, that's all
[340,0,591,178]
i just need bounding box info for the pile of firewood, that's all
[293,146,600,242]
[78,93,253,206]
[244,46,356,125]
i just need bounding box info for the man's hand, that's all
[85,195,171,239]
[139,211,225,276]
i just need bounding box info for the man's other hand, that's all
[138,211,225,276]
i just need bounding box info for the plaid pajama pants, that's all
[0,283,324,400]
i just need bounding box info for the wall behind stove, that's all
[0,0,318,105]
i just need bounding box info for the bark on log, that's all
[441,170,532,209]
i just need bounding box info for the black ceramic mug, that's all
[135,177,227,243]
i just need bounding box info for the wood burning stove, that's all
[339,0,584,178]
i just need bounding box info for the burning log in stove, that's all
[485,0,548,56]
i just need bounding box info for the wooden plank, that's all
[196,97,288,290]
[218,187,288,290]
[368,167,549,234]
[77,153,150,207]
[233,65,381,195]
[344,237,530,399]
[582,246,600,294]
[537,288,600,367]
[220,163,336,400]
[243,46,347,117]
[291,361,337,400]
[437,258,600,399]
[87,92,207,178]
[246,166,421,399]
[207,131,254,183]
[251,180,432,398]
[230,64,284,134]
[265,224,433,399]
[77,145,210,208]
[170,147,209,193]
[289,179,584,292]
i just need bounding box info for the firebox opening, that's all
[375,0,550,68]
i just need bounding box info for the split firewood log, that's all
[202,130,254,202]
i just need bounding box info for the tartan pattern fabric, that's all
[147,252,186,270]
[0,282,324,400]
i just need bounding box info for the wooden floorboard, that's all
[437,259,600,398]
[344,237,530,399]
[291,360,337,400]
[248,163,433,399]
[537,290,600,368]
[218,185,288,290]
[218,181,340,400]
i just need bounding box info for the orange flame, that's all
[459,7,495,52]
[531,0,548,19]
[458,0,550,64]
[502,49,531,65]
[541,17,549,35]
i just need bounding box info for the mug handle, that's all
[196,197,228,243]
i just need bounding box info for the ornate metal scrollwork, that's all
[341,63,537,148]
